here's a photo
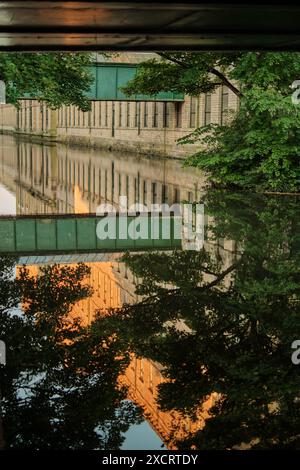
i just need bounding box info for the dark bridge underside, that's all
[1,1,300,51]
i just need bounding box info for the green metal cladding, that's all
[86,63,184,102]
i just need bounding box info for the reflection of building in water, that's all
[0,135,205,216]
[18,258,214,449]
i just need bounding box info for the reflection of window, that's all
[162,184,168,204]
[143,180,147,205]
[118,174,122,196]
[174,187,180,203]
[139,359,144,382]
[204,93,212,125]
[221,85,229,125]
[126,175,129,199]
[134,177,140,203]
[149,365,154,391]
[105,169,108,200]
[152,182,157,204]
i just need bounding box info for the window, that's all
[189,97,197,128]
[175,102,183,128]
[135,102,139,127]
[92,102,96,127]
[119,102,122,127]
[99,102,102,126]
[126,102,130,127]
[221,85,229,125]
[153,102,158,128]
[45,107,49,130]
[29,100,33,130]
[105,101,108,127]
[143,102,148,127]
[204,93,212,125]
[163,102,170,128]
[162,184,168,204]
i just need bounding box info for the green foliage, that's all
[125,52,300,192]
[0,260,140,449]
[122,52,240,97]
[0,53,93,110]
[104,191,300,449]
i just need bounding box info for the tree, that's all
[0,259,141,449]
[101,191,300,449]
[123,52,300,192]
[0,53,94,110]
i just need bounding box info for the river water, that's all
[0,134,299,450]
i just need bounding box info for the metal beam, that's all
[0,2,299,51]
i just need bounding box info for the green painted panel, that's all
[16,219,36,251]
[90,64,184,102]
[36,219,57,251]
[56,219,77,250]
[77,218,97,250]
[116,66,136,100]
[0,220,15,252]
[96,216,117,250]
[86,66,97,99]
[97,66,118,100]
[23,63,184,102]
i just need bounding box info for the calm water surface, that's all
[0,134,299,450]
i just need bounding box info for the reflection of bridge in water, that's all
[0,213,181,256]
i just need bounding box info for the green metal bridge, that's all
[0,213,181,256]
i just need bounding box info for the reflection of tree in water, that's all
[99,191,300,449]
[0,259,140,449]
